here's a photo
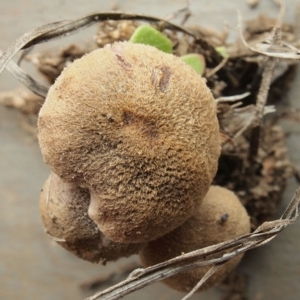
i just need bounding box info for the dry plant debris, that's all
[0,89,44,115]
[26,44,95,84]
[0,5,300,300]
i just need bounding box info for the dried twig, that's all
[164,1,191,25]
[206,57,229,78]
[216,92,251,103]
[249,52,276,158]
[0,49,48,97]
[238,1,285,160]
[181,264,224,300]
[239,2,300,60]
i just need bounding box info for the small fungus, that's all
[139,185,251,292]
[38,42,220,243]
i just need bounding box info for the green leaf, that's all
[129,25,173,53]
[181,54,206,75]
[215,46,229,58]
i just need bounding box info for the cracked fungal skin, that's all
[139,186,251,292]
[38,42,220,243]
[39,172,145,263]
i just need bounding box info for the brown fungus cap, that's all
[38,42,220,243]
[39,172,145,263]
[139,185,251,292]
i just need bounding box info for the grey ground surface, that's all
[0,1,300,299]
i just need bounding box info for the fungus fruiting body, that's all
[38,41,220,243]
[39,172,145,263]
[139,185,251,292]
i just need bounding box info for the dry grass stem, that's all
[206,57,229,78]
[238,3,285,160]
[216,92,251,103]
[0,49,48,97]
[181,264,225,300]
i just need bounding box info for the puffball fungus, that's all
[139,185,251,292]
[39,172,145,263]
[38,41,220,243]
